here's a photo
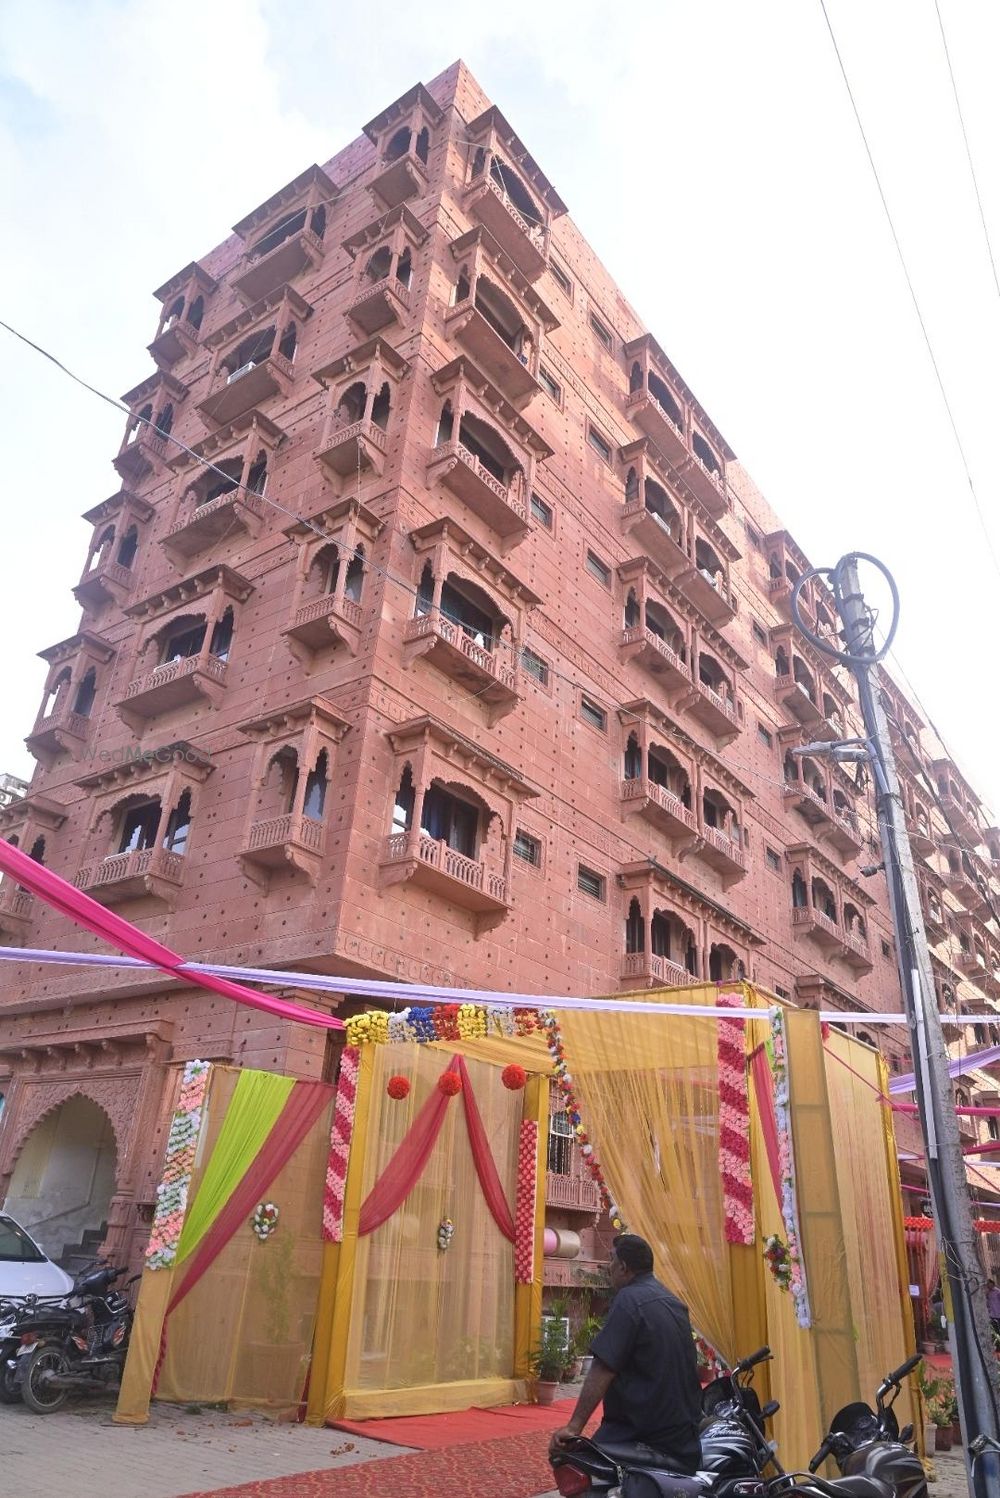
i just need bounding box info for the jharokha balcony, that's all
[402,611,520,720]
[283,593,364,653]
[74,846,185,907]
[116,652,228,724]
[380,830,509,915]
[427,438,529,539]
[316,417,387,478]
[774,671,840,739]
[25,701,92,763]
[697,823,748,882]
[619,625,690,694]
[545,1171,602,1213]
[240,811,325,881]
[792,903,842,952]
[0,885,35,938]
[346,275,412,336]
[682,678,742,744]
[620,951,692,990]
[444,302,540,407]
[463,176,549,281]
[74,556,136,611]
[620,776,698,846]
[163,487,268,560]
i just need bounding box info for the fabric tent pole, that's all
[513,1074,547,1380]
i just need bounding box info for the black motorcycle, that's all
[0,1290,74,1403]
[9,1263,137,1414]
[549,1345,780,1497]
[767,1354,927,1498]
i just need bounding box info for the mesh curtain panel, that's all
[559,990,738,1360]
[342,1045,521,1407]
[155,1087,333,1407]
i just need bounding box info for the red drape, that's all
[0,839,343,1031]
[358,1058,460,1235]
[750,1045,782,1205]
[458,1055,515,1241]
[153,1079,331,1392]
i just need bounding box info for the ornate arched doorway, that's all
[4,1095,117,1267]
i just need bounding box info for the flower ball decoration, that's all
[252,1201,280,1241]
[437,1217,455,1252]
[387,1074,411,1101]
[437,1070,462,1097]
[501,1063,527,1091]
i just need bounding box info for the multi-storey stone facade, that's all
[1,62,998,1274]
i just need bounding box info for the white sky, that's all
[2,1,999,814]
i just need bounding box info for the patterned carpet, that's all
[179,1427,555,1497]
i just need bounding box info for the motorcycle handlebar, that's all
[735,1345,772,1373]
[808,1439,832,1474]
[884,1354,921,1387]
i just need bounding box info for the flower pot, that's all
[579,1355,594,1379]
[934,1425,953,1451]
[561,1358,583,1382]
[923,1423,936,1455]
[536,1378,561,1406]
[951,1422,962,1446]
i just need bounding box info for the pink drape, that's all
[750,1045,782,1205]
[458,1055,515,1241]
[153,1079,331,1392]
[0,839,342,1030]
[358,1058,460,1235]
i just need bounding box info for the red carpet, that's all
[179,1427,557,1497]
[332,1395,579,1449]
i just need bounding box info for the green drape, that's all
[175,1069,295,1265]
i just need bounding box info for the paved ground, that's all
[1,1399,405,1498]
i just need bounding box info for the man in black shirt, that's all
[549,1233,703,1474]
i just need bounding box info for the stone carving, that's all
[0,1075,141,1184]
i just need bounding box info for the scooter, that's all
[9,1263,138,1414]
[549,1345,780,1497]
[766,1354,927,1498]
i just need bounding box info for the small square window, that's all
[774,985,790,1001]
[880,939,892,959]
[521,646,549,686]
[587,425,613,464]
[585,550,611,586]
[580,697,607,731]
[538,365,562,403]
[577,864,606,900]
[752,620,768,647]
[766,847,781,874]
[757,723,773,749]
[530,492,554,529]
[514,829,542,867]
[589,313,613,351]
[745,524,763,550]
[550,259,573,297]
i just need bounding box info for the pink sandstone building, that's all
[1,62,998,1286]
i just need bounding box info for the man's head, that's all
[609,1233,654,1290]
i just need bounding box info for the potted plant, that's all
[918,1370,941,1455]
[532,1317,570,1406]
[574,1314,603,1380]
[928,1388,954,1451]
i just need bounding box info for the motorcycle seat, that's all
[593,1440,693,1470]
[801,1476,894,1498]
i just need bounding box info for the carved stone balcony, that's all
[316,418,387,479]
[827,804,864,858]
[148,317,199,368]
[944,861,984,912]
[444,304,540,407]
[402,612,519,721]
[620,502,690,580]
[163,488,268,561]
[346,275,412,335]
[197,352,295,427]
[620,776,698,846]
[0,885,35,938]
[697,823,748,882]
[958,946,988,980]
[681,679,741,745]
[114,426,168,482]
[792,903,842,952]
[426,439,529,540]
[620,951,692,990]
[283,593,364,655]
[624,389,689,469]
[115,652,228,726]
[545,1172,601,1213]
[920,888,948,943]
[74,847,185,907]
[369,150,428,210]
[936,791,980,847]
[775,672,838,738]
[25,702,92,764]
[908,816,936,859]
[463,177,549,281]
[231,226,324,305]
[783,779,834,830]
[683,567,737,626]
[240,811,325,883]
[73,556,136,611]
[685,453,729,515]
[380,831,509,916]
[842,926,874,973]
[619,626,689,694]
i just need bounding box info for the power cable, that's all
[933,0,1000,305]
[816,0,1000,585]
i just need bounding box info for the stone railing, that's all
[697,680,739,724]
[620,625,685,674]
[383,831,507,903]
[290,593,364,630]
[76,846,185,890]
[620,777,697,831]
[167,487,267,538]
[32,705,91,739]
[476,175,549,250]
[124,652,228,700]
[0,886,34,921]
[246,224,323,266]
[545,1172,602,1211]
[80,558,134,591]
[246,812,324,853]
[843,926,870,960]
[350,274,412,313]
[625,387,685,442]
[701,823,746,869]
[325,418,387,455]
[621,950,691,987]
[404,613,517,691]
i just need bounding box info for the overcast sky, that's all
[2,0,999,817]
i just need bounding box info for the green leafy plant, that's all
[574,1314,602,1357]
[531,1317,571,1382]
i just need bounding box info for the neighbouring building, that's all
[0,62,998,1287]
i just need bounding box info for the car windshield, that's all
[0,1216,45,1264]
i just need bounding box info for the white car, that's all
[0,1214,74,1300]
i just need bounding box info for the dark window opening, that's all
[766,847,781,874]
[456,412,513,484]
[155,403,174,440]
[163,296,185,329]
[310,204,326,239]
[623,733,642,780]
[246,450,268,495]
[589,313,613,351]
[530,492,553,528]
[692,431,721,475]
[199,458,242,507]
[489,155,542,225]
[116,525,138,568]
[160,619,206,664]
[647,370,682,428]
[163,790,192,854]
[580,697,606,732]
[187,295,205,331]
[225,326,275,380]
[336,381,367,427]
[72,668,97,718]
[385,126,412,163]
[370,381,390,431]
[209,607,234,662]
[118,800,161,854]
[792,870,808,908]
[643,478,679,536]
[396,247,412,288]
[577,864,605,900]
[521,647,549,685]
[625,897,645,953]
[585,550,611,586]
[278,322,297,361]
[550,259,572,296]
[415,125,430,164]
[422,783,479,858]
[514,829,541,867]
[366,246,393,283]
[252,208,307,261]
[538,366,561,402]
[392,765,415,835]
[474,277,527,354]
[303,750,328,819]
[28,836,45,865]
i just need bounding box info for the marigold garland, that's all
[769,1008,811,1327]
[146,1059,211,1270]
[344,1004,546,1048]
[542,1012,627,1232]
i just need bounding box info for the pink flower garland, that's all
[717,990,754,1246]
[323,1045,360,1243]
[514,1120,538,1283]
[146,1060,211,1270]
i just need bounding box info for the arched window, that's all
[647,371,682,428]
[41,667,72,719]
[416,561,435,615]
[28,836,45,865]
[246,450,268,495]
[278,322,297,361]
[116,525,138,568]
[415,125,430,164]
[791,870,808,908]
[396,247,412,288]
[624,588,640,629]
[370,382,390,431]
[72,667,97,718]
[694,538,722,587]
[344,543,364,603]
[163,790,192,854]
[87,526,115,571]
[436,400,454,446]
[623,733,642,781]
[385,126,411,163]
[365,246,392,283]
[783,750,799,784]
[128,403,153,444]
[209,607,234,662]
[198,458,241,507]
[624,466,639,500]
[692,431,721,475]
[709,943,738,982]
[310,204,327,239]
[225,326,275,378]
[303,750,328,820]
[629,361,643,394]
[265,747,299,814]
[643,480,679,537]
[336,381,367,428]
[187,295,205,331]
[421,781,480,857]
[625,897,645,954]
[155,403,174,440]
[812,878,837,922]
[489,155,542,225]
[158,614,207,664]
[117,798,161,854]
[392,765,415,834]
[471,147,486,179]
[163,295,185,329]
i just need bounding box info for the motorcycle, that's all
[767,1354,927,1498]
[0,1291,73,1403]
[549,1345,780,1497]
[9,1263,138,1414]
